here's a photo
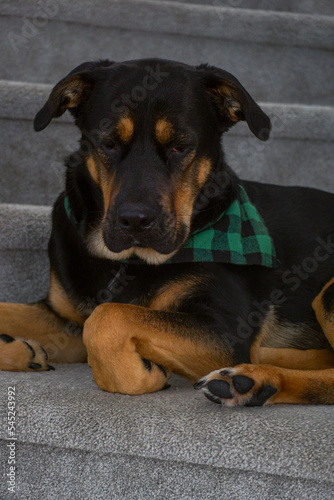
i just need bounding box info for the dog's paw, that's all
[0,334,54,371]
[194,364,282,407]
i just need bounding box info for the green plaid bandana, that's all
[64,185,277,268]
[168,185,277,267]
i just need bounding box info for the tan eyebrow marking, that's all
[116,116,134,142]
[155,118,175,144]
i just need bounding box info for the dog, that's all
[1,58,333,407]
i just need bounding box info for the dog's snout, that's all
[117,203,156,234]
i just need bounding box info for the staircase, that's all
[1,2,334,498]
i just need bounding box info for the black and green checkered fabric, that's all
[168,184,277,267]
[64,185,277,268]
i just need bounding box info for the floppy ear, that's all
[197,64,271,141]
[33,60,114,131]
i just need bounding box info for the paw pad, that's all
[207,380,233,399]
[246,384,278,407]
[195,365,280,407]
[232,375,255,394]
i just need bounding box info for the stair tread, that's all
[1,363,334,487]
[153,0,334,17]
[2,0,334,50]
[0,203,51,250]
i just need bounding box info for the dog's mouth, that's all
[87,222,189,265]
[107,225,188,258]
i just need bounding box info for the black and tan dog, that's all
[1,58,334,406]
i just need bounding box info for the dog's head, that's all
[34,58,270,264]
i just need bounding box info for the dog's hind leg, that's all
[196,279,334,406]
[0,301,87,371]
[83,302,232,395]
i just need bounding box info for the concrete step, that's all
[0,80,333,206]
[160,0,334,17]
[1,1,333,104]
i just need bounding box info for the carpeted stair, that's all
[1,1,334,498]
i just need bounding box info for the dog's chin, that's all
[87,229,182,265]
[132,247,179,265]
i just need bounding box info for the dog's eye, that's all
[104,142,117,151]
[172,145,186,154]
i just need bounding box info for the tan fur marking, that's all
[197,158,212,188]
[86,155,100,185]
[203,363,334,405]
[83,303,232,394]
[58,76,91,109]
[49,272,85,324]
[155,118,174,144]
[86,154,119,215]
[101,173,115,213]
[259,366,334,405]
[64,91,81,108]
[207,83,242,122]
[135,333,226,383]
[131,247,178,265]
[84,304,170,394]
[174,177,196,234]
[313,278,334,338]
[175,186,193,229]
[85,160,122,260]
[117,116,134,143]
[258,347,334,370]
[250,308,275,364]
[228,108,241,122]
[221,83,234,98]
[150,276,202,311]
[0,302,87,364]
[251,307,329,356]
[173,152,199,234]
[0,339,49,371]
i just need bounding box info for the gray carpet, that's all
[1,366,334,499]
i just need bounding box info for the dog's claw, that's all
[193,380,205,390]
[29,362,42,370]
[204,391,222,404]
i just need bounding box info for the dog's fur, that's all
[1,58,334,406]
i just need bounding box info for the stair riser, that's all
[2,0,333,50]
[225,138,334,194]
[0,119,77,206]
[1,16,333,105]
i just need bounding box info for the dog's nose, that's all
[117,204,156,233]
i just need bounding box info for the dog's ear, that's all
[197,64,271,141]
[33,60,114,131]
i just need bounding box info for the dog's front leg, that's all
[83,303,232,395]
[0,302,87,371]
